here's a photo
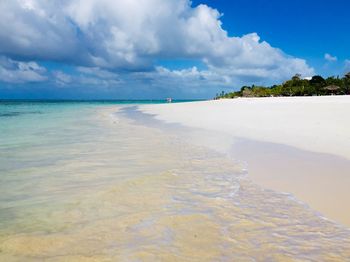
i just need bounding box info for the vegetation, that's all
[215,72,350,99]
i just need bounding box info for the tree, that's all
[215,72,348,99]
[343,72,350,94]
[240,86,251,92]
[292,74,302,81]
[309,75,325,95]
[310,75,325,84]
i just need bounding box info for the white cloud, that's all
[76,67,120,80]
[53,70,72,86]
[0,56,47,83]
[344,60,350,72]
[324,53,337,62]
[154,66,232,85]
[52,66,121,88]
[0,0,314,85]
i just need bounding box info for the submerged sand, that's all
[139,96,350,226]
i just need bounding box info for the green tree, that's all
[292,73,302,81]
[309,75,325,95]
[343,72,350,94]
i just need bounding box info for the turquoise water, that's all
[0,100,194,170]
[1,101,350,261]
[0,101,180,232]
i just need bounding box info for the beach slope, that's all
[139,96,350,226]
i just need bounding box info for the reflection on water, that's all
[0,105,350,261]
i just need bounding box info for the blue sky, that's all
[0,0,349,99]
[193,0,350,75]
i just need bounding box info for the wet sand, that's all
[139,96,350,226]
[230,138,350,227]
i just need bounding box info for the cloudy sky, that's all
[0,0,349,99]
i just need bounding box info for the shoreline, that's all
[229,137,350,226]
[140,96,350,160]
[138,96,350,226]
[1,103,350,260]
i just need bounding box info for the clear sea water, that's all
[1,100,350,261]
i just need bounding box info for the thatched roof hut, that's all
[324,85,340,91]
[323,85,340,94]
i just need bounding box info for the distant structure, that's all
[166,97,172,103]
[323,85,340,95]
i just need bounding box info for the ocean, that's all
[1,100,350,261]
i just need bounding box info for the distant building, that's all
[323,85,340,95]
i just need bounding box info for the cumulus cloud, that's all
[53,66,121,87]
[0,0,316,98]
[324,53,337,62]
[0,56,47,83]
[0,1,313,79]
[153,66,232,85]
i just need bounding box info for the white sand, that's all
[140,96,350,160]
[139,96,350,226]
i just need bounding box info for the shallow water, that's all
[1,102,350,261]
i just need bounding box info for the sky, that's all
[0,0,349,99]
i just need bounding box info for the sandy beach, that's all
[1,101,350,261]
[139,96,350,226]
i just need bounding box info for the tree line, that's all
[215,72,350,99]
